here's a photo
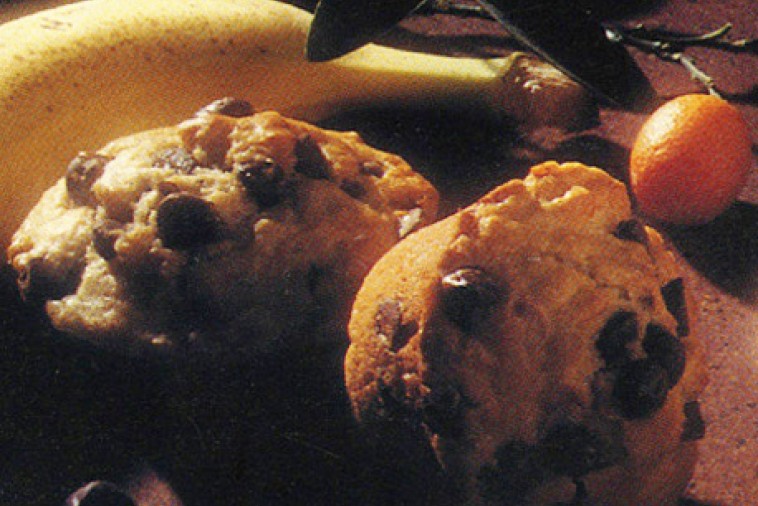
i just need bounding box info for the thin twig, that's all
[628,22,732,45]
[606,24,730,97]
[677,53,721,97]
[625,22,756,52]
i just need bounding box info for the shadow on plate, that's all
[0,262,452,506]
[321,105,529,214]
[0,266,166,505]
[320,106,626,216]
[679,498,727,506]
[662,202,758,302]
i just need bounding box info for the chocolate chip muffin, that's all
[7,98,439,356]
[345,161,706,505]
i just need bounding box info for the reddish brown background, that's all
[0,1,755,505]
[316,1,758,501]
[353,2,758,504]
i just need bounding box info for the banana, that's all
[0,0,593,255]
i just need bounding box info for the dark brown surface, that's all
[0,1,755,505]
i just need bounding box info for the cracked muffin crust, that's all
[345,161,706,505]
[7,99,439,355]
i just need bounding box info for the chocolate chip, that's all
[478,441,547,506]
[440,267,502,332]
[539,422,626,478]
[17,258,71,305]
[294,134,331,179]
[681,401,706,441]
[92,219,122,260]
[360,160,385,177]
[420,383,466,438]
[595,311,638,368]
[156,193,221,249]
[661,277,689,337]
[395,320,418,351]
[235,154,285,208]
[339,178,367,199]
[612,219,648,244]
[371,377,413,423]
[197,97,255,117]
[375,299,402,340]
[152,146,200,174]
[157,180,181,196]
[643,323,686,386]
[65,480,135,506]
[612,359,670,419]
[374,299,417,351]
[65,152,110,206]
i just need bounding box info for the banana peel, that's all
[0,0,595,255]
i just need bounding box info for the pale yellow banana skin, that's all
[0,0,592,256]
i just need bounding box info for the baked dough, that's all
[7,99,438,356]
[345,161,706,505]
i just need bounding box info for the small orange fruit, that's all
[629,93,753,225]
